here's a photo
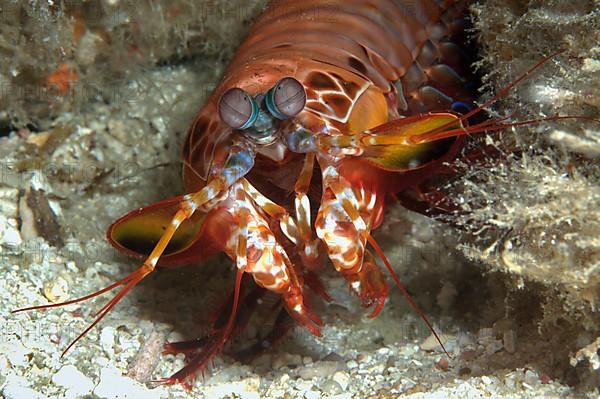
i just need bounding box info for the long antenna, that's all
[367,234,450,356]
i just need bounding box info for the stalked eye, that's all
[265,77,306,120]
[218,88,259,130]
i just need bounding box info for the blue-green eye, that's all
[265,77,306,120]
[218,88,259,130]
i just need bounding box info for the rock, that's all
[4,341,32,368]
[304,390,321,399]
[76,31,105,66]
[52,365,94,398]
[2,377,48,399]
[298,361,339,379]
[203,377,261,399]
[320,379,343,395]
[100,326,117,357]
[332,371,350,391]
[43,276,70,303]
[329,394,352,399]
[346,360,358,369]
[485,340,503,355]
[272,353,303,369]
[93,367,164,399]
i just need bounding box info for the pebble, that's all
[250,354,272,370]
[504,372,517,388]
[329,394,352,399]
[209,365,252,384]
[4,342,32,367]
[298,361,339,379]
[421,332,455,352]
[304,390,321,399]
[377,347,391,355]
[93,367,164,399]
[43,276,70,303]
[0,214,22,247]
[481,375,493,385]
[435,358,449,371]
[76,31,106,66]
[399,345,417,358]
[0,187,19,217]
[460,350,477,361]
[320,379,343,395]
[368,364,385,374]
[457,333,477,350]
[2,382,48,399]
[346,360,358,369]
[100,327,116,357]
[279,373,290,384]
[332,371,350,391]
[204,379,261,399]
[524,369,539,385]
[322,352,345,363]
[52,365,94,397]
[295,380,315,393]
[272,353,303,369]
[485,340,503,355]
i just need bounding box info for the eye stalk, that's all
[218,78,306,147]
[218,88,260,130]
[265,77,307,120]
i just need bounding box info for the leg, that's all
[291,153,321,268]
[160,269,244,388]
[315,163,389,317]
[162,276,264,356]
[229,184,323,336]
[241,155,321,269]
[233,307,294,363]
[345,250,388,317]
[160,206,251,387]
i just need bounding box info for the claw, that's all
[283,289,322,337]
[152,377,194,391]
[345,250,389,317]
[304,271,334,303]
[369,297,386,318]
[162,337,211,356]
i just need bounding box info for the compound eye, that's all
[218,88,259,130]
[266,77,306,120]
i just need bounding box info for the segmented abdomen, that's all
[183,0,473,188]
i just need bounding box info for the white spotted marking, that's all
[409,159,421,169]
[149,256,159,267]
